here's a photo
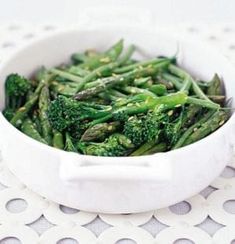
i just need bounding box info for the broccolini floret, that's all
[5,73,30,109]
[124,116,145,146]
[47,95,110,132]
[78,133,134,156]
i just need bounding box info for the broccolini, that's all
[1,39,230,156]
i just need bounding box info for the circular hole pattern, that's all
[116,239,137,244]
[223,200,235,214]
[59,205,79,214]
[229,45,235,50]
[43,25,56,31]
[23,33,35,39]
[0,237,21,244]
[224,27,233,33]
[6,198,28,213]
[221,166,235,178]
[208,35,217,40]
[187,27,198,33]
[8,25,21,31]
[174,239,195,244]
[57,238,78,244]
[2,42,15,48]
[169,201,191,215]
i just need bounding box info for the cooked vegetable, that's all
[39,86,52,144]
[78,133,134,156]
[52,130,64,149]
[21,118,47,144]
[2,40,230,156]
[5,74,31,109]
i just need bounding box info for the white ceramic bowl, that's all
[0,26,235,214]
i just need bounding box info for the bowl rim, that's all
[0,27,234,164]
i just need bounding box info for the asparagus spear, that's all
[208,95,225,105]
[64,132,77,152]
[50,68,83,83]
[117,44,135,65]
[73,45,135,92]
[119,85,157,97]
[90,92,188,126]
[156,76,174,89]
[52,46,135,93]
[133,77,153,87]
[130,139,157,156]
[183,110,229,146]
[51,75,153,97]
[74,60,171,100]
[109,89,127,98]
[21,118,47,144]
[173,110,217,149]
[52,130,64,149]
[142,142,167,155]
[180,76,192,93]
[68,66,90,77]
[81,121,121,142]
[39,86,52,144]
[104,39,124,62]
[187,97,220,109]
[161,73,183,90]
[32,110,42,135]
[74,62,120,92]
[75,39,124,70]
[149,84,167,96]
[114,57,171,74]
[10,81,45,127]
[207,73,225,96]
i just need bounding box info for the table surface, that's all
[0,23,235,244]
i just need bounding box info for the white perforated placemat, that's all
[0,23,235,244]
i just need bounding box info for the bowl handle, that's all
[59,152,172,183]
[0,126,8,161]
[230,116,235,148]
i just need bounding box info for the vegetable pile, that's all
[3,39,230,156]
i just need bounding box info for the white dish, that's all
[0,26,234,213]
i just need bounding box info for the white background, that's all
[1,0,235,24]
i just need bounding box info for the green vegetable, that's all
[149,84,167,96]
[65,132,77,152]
[2,39,229,157]
[10,80,45,127]
[50,68,83,83]
[21,118,47,144]
[114,57,171,74]
[73,39,124,69]
[3,108,15,121]
[173,110,216,149]
[5,73,30,110]
[48,95,111,132]
[52,130,64,149]
[78,133,134,156]
[39,86,52,144]
[142,142,167,155]
[81,121,120,142]
[207,74,224,96]
[183,110,229,146]
[74,60,171,100]
[124,116,145,146]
